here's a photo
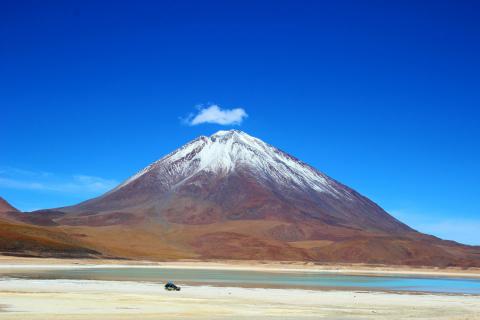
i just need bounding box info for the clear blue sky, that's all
[1,1,479,244]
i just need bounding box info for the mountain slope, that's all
[0,197,101,258]
[0,218,100,258]
[0,197,18,213]
[18,130,480,266]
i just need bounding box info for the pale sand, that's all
[0,278,479,320]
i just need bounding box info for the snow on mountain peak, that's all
[114,130,349,199]
[211,129,236,137]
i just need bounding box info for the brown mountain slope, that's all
[0,198,100,258]
[0,197,18,213]
[10,217,476,267]
[0,218,100,258]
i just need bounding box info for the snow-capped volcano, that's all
[62,130,410,234]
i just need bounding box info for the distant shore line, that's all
[1,256,480,279]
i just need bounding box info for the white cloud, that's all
[70,175,118,193]
[390,209,480,246]
[418,220,480,245]
[184,104,248,126]
[0,167,117,195]
[0,166,52,178]
[0,177,46,190]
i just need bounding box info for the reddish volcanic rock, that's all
[0,197,18,213]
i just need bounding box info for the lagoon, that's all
[3,267,480,295]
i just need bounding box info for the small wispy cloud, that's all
[390,209,480,246]
[0,167,118,195]
[183,104,248,126]
[70,175,118,193]
[0,166,52,178]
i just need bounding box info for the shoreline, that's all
[165,281,480,296]
[1,256,480,279]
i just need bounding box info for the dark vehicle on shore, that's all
[165,282,181,291]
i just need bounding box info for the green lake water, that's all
[3,267,480,294]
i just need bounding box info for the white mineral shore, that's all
[0,277,479,319]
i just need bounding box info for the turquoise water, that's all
[5,267,480,294]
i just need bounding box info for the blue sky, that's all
[1,1,479,244]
